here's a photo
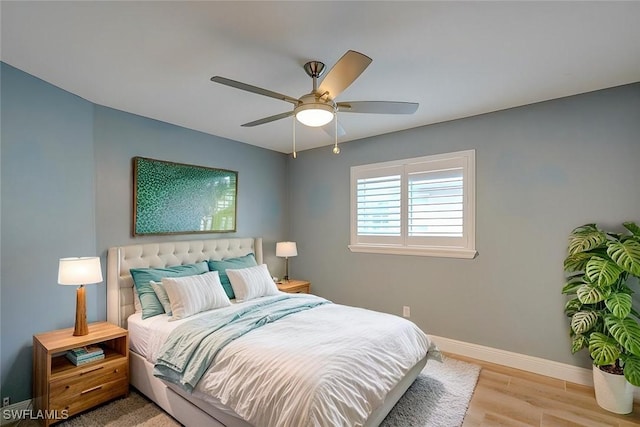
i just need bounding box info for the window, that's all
[349,150,476,258]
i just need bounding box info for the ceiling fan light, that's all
[295,103,334,127]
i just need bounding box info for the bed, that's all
[106,237,437,427]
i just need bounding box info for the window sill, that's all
[347,244,477,259]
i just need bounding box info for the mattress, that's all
[128,294,435,427]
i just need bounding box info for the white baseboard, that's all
[1,399,32,425]
[429,335,640,399]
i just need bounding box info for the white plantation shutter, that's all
[356,175,401,236]
[350,150,476,258]
[407,167,465,247]
[353,165,403,245]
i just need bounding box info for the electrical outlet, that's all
[2,397,9,407]
[402,306,410,318]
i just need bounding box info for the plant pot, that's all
[592,365,634,414]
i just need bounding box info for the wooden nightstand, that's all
[277,279,311,294]
[33,322,129,426]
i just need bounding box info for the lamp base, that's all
[73,285,89,336]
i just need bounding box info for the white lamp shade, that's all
[58,257,103,285]
[276,241,298,258]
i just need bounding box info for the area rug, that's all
[35,356,479,427]
[381,356,481,427]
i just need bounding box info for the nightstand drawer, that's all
[50,377,128,415]
[50,358,127,404]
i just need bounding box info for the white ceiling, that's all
[2,1,639,154]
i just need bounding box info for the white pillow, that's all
[226,264,279,302]
[161,271,231,320]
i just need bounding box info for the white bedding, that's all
[128,297,242,357]
[128,294,436,427]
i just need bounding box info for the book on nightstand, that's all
[66,345,105,365]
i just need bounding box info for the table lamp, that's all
[58,257,103,336]
[276,241,297,281]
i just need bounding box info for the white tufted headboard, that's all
[107,237,263,328]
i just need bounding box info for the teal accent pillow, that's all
[130,261,209,319]
[207,253,257,299]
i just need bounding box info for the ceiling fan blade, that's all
[241,111,294,127]
[337,101,419,114]
[318,50,372,100]
[211,76,300,105]
[321,119,346,138]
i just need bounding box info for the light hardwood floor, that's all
[448,353,640,426]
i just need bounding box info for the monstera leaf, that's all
[571,311,599,335]
[607,240,640,276]
[562,277,584,295]
[576,282,610,304]
[571,334,589,354]
[567,224,607,256]
[589,332,621,365]
[605,293,632,319]
[604,315,640,356]
[564,298,582,317]
[623,221,640,237]
[585,257,623,287]
[621,354,640,386]
[564,252,592,273]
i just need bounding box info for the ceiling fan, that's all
[210,50,419,138]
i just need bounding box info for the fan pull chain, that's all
[332,114,340,154]
[291,115,297,159]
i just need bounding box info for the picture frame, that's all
[133,157,237,235]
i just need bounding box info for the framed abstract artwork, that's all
[133,157,237,235]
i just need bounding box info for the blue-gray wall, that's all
[0,63,288,402]
[288,83,640,369]
[1,63,96,403]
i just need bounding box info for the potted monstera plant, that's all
[563,222,640,413]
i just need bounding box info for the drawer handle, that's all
[81,385,103,395]
[79,366,104,376]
